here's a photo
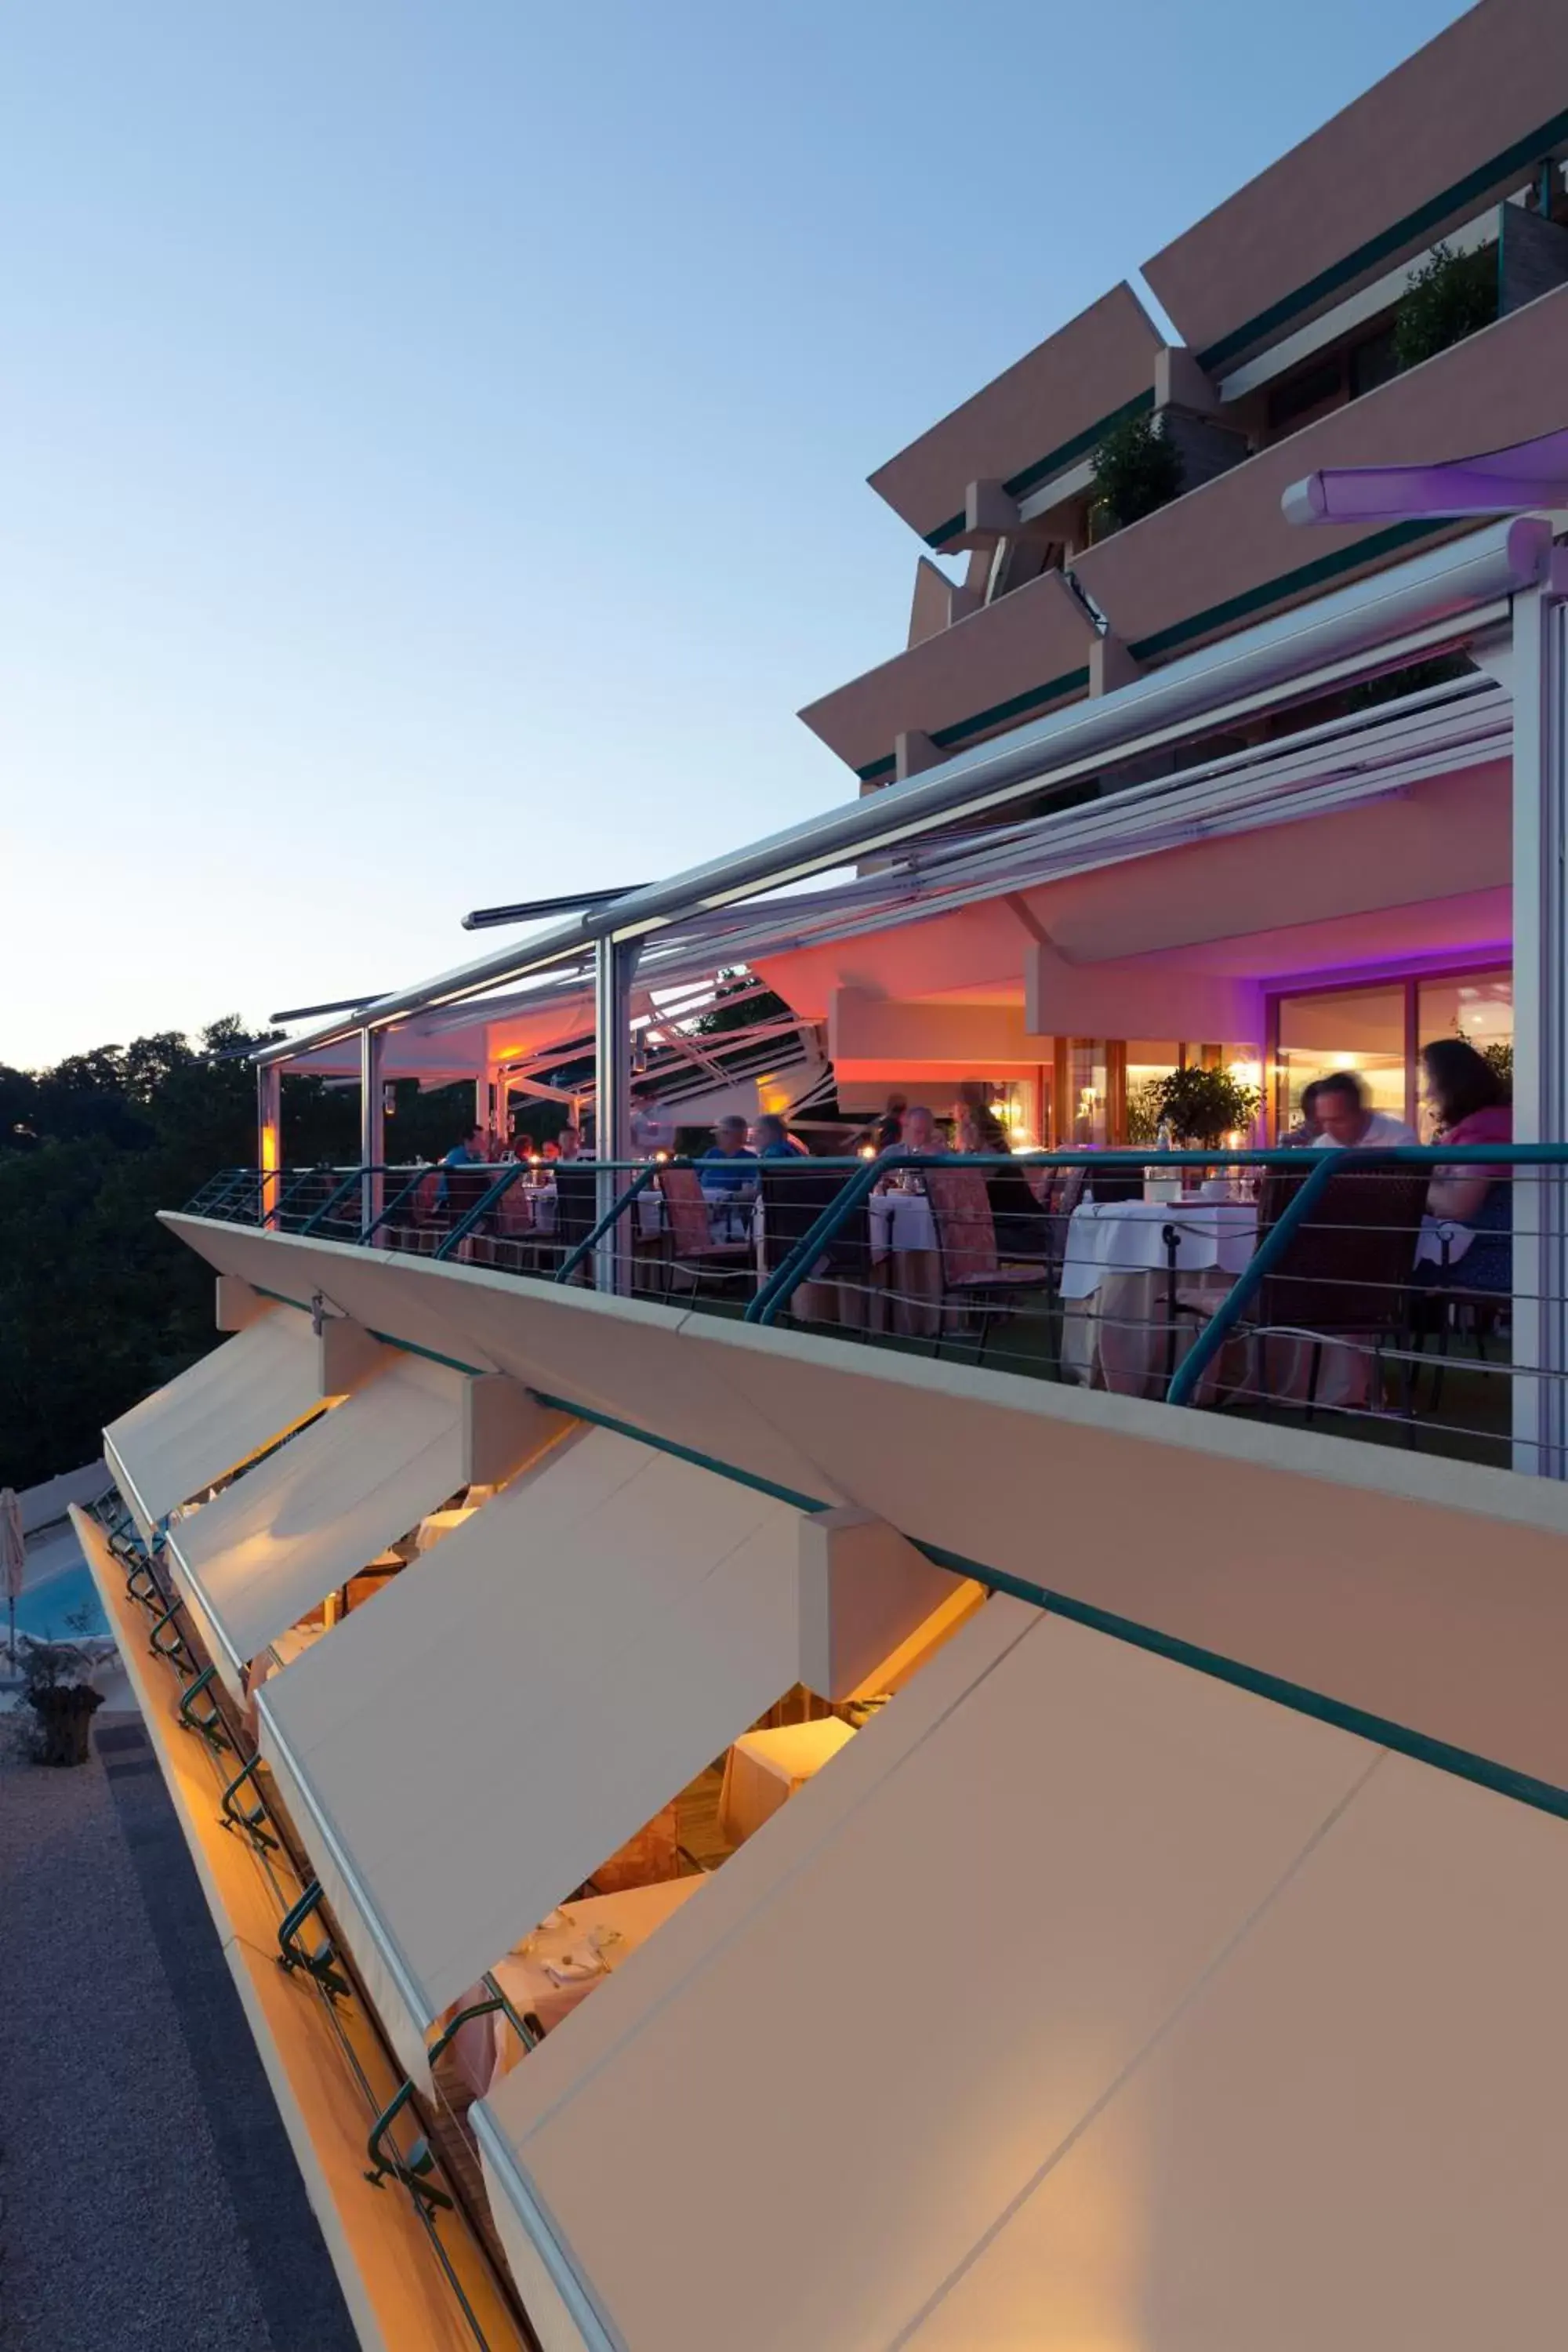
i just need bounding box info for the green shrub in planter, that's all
[20,1611,107,1766]
[1393,242,1497,372]
[1152,1065,1261,1149]
[1090,412,1185,537]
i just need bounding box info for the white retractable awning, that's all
[258,1426,805,2082]
[103,1309,326,1539]
[166,1352,468,1701]
[470,1608,1567,2352]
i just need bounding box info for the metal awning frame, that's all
[256,519,1548,1073]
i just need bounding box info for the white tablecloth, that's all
[717,1718,857,1845]
[525,1183,663,1240]
[1415,1214,1476,1268]
[454,1878,705,2097]
[1061,1199,1258,1301]
[869,1189,937,1258]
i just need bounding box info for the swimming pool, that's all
[12,1563,109,1641]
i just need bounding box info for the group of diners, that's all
[1283,1037,1514,1296]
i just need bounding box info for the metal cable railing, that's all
[88,1501,532,2349]
[180,1142,1568,1475]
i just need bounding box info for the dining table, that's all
[1060,1193,1259,1398]
[448,1877,706,2098]
[717,1717,857,1845]
[866,1185,943,1337]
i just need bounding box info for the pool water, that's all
[12,1562,108,1641]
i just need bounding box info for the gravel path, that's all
[0,1713,356,2351]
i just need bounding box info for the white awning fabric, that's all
[258,1425,805,2082]
[474,1608,1568,2352]
[167,1352,468,1701]
[103,1309,325,1539]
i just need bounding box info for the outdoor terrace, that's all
[178,1139,1556,1482]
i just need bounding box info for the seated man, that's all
[755,1113,809,1159]
[1311,1070,1416,1149]
[435,1126,488,1211]
[699,1116,759,1194]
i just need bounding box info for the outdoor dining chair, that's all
[759,1160,873,1327]
[656,1164,756,1301]
[922,1164,1054,1363]
[1178,1163,1431,1428]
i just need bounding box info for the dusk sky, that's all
[2,0,1468,1065]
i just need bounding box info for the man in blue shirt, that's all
[435,1126,487,1210]
[699,1116,758,1195]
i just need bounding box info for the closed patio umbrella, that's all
[1,1489,24,1668]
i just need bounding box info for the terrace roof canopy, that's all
[259,520,1544,1095]
[251,515,1552,1129]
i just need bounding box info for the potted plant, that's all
[1151,1065,1261,1149]
[1089,412,1185,538]
[20,1607,108,1766]
[1392,241,1497,372]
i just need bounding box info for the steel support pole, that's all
[256,1062,281,1228]
[1510,555,1568,1475]
[593,935,639,1294]
[360,1027,384,1240]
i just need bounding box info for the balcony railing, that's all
[180,1145,1566,1478]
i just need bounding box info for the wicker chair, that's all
[1182,1163,1430,1424]
[759,1160,872,1324]
[922,1165,1053,1360]
[657,1164,756,1300]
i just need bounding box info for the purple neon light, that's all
[1283,425,1568,526]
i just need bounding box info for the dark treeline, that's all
[0,1018,484,1490]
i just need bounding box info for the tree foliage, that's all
[1090,413,1185,536]
[1152,1064,1261,1148]
[1392,241,1497,372]
[0,1019,487,1491]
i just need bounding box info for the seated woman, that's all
[953,1080,1011,1156]
[1414,1037,1513,1295]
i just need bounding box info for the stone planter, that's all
[30,1683,105,1767]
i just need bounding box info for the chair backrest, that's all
[492,1172,535,1237]
[1084,1158,1143,1205]
[985,1164,1053,1263]
[1255,1163,1431,1333]
[923,1164,1001,1285]
[658,1164,720,1258]
[554,1167,601,1254]
[446,1160,492,1225]
[758,1161,869,1276]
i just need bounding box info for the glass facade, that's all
[1271,966,1511,1137]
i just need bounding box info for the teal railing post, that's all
[277,1882,350,1996]
[299,1166,372,1239]
[219,1755,277,1849]
[746,1154,887,1327]
[361,1163,434,1247]
[363,1994,521,2204]
[1165,1149,1341,1407]
[434,1163,530,1261]
[177,1661,231,1752]
[147,1596,191,1668]
[554,1163,663,1286]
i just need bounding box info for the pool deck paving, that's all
[0,1711,357,2352]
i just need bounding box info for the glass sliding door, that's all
[1414,971,1513,1138]
[1274,984,1406,1135]
[1270,965,1511,1138]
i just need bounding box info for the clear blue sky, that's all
[0,0,1469,1065]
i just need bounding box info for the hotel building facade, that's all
[83,5,1568,2344]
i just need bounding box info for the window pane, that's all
[1276,985,1406,1133]
[1415,971,1512,1139]
[1067,1041,1109,1146]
